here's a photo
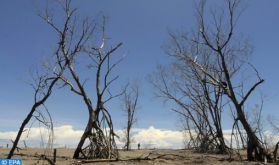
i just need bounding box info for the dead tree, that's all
[7,58,67,158]
[122,85,139,151]
[151,26,230,153]
[173,0,270,161]
[151,61,228,153]
[40,0,124,159]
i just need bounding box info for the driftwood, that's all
[79,151,189,164]
[8,151,189,164]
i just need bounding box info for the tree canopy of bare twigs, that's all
[152,0,272,161]
[192,0,269,161]
[151,60,229,154]
[9,0,125,160]
[39,0,125,159]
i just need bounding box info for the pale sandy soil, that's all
[0,148,276,164]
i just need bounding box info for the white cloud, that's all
[116,126,184,149]
[0,125,83,148]
[0,125,184,149]
[1,125,278,149]
[0,131,17,140]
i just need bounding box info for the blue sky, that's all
[0,0,278,134]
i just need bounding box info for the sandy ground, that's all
[0,148,276,165]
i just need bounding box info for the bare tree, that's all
[122,85,139,151]
[39,0,125,159]
[151,61,228,153]
[152,0,273,160]
[7,58,68,158]
[168,0,270,161]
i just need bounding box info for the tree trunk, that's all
[126,126,130,151]
[236,105,270,161]
[7,77,59,159]
[273,142,279,162]
[7,105,38,158]
[73,117,93,159]
[73,109,117,159]
[216,129,228,154]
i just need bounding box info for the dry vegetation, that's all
[1,148,275,165]
[5,0,279,164]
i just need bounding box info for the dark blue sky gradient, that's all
[0,0,278,131]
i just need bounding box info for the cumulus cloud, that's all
[53,125,83,147]
[0,125,83,148]
[2,125,277,149]
[116,126,184,149]
[0,125,184,149]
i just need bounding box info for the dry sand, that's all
[0,148,275,164]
